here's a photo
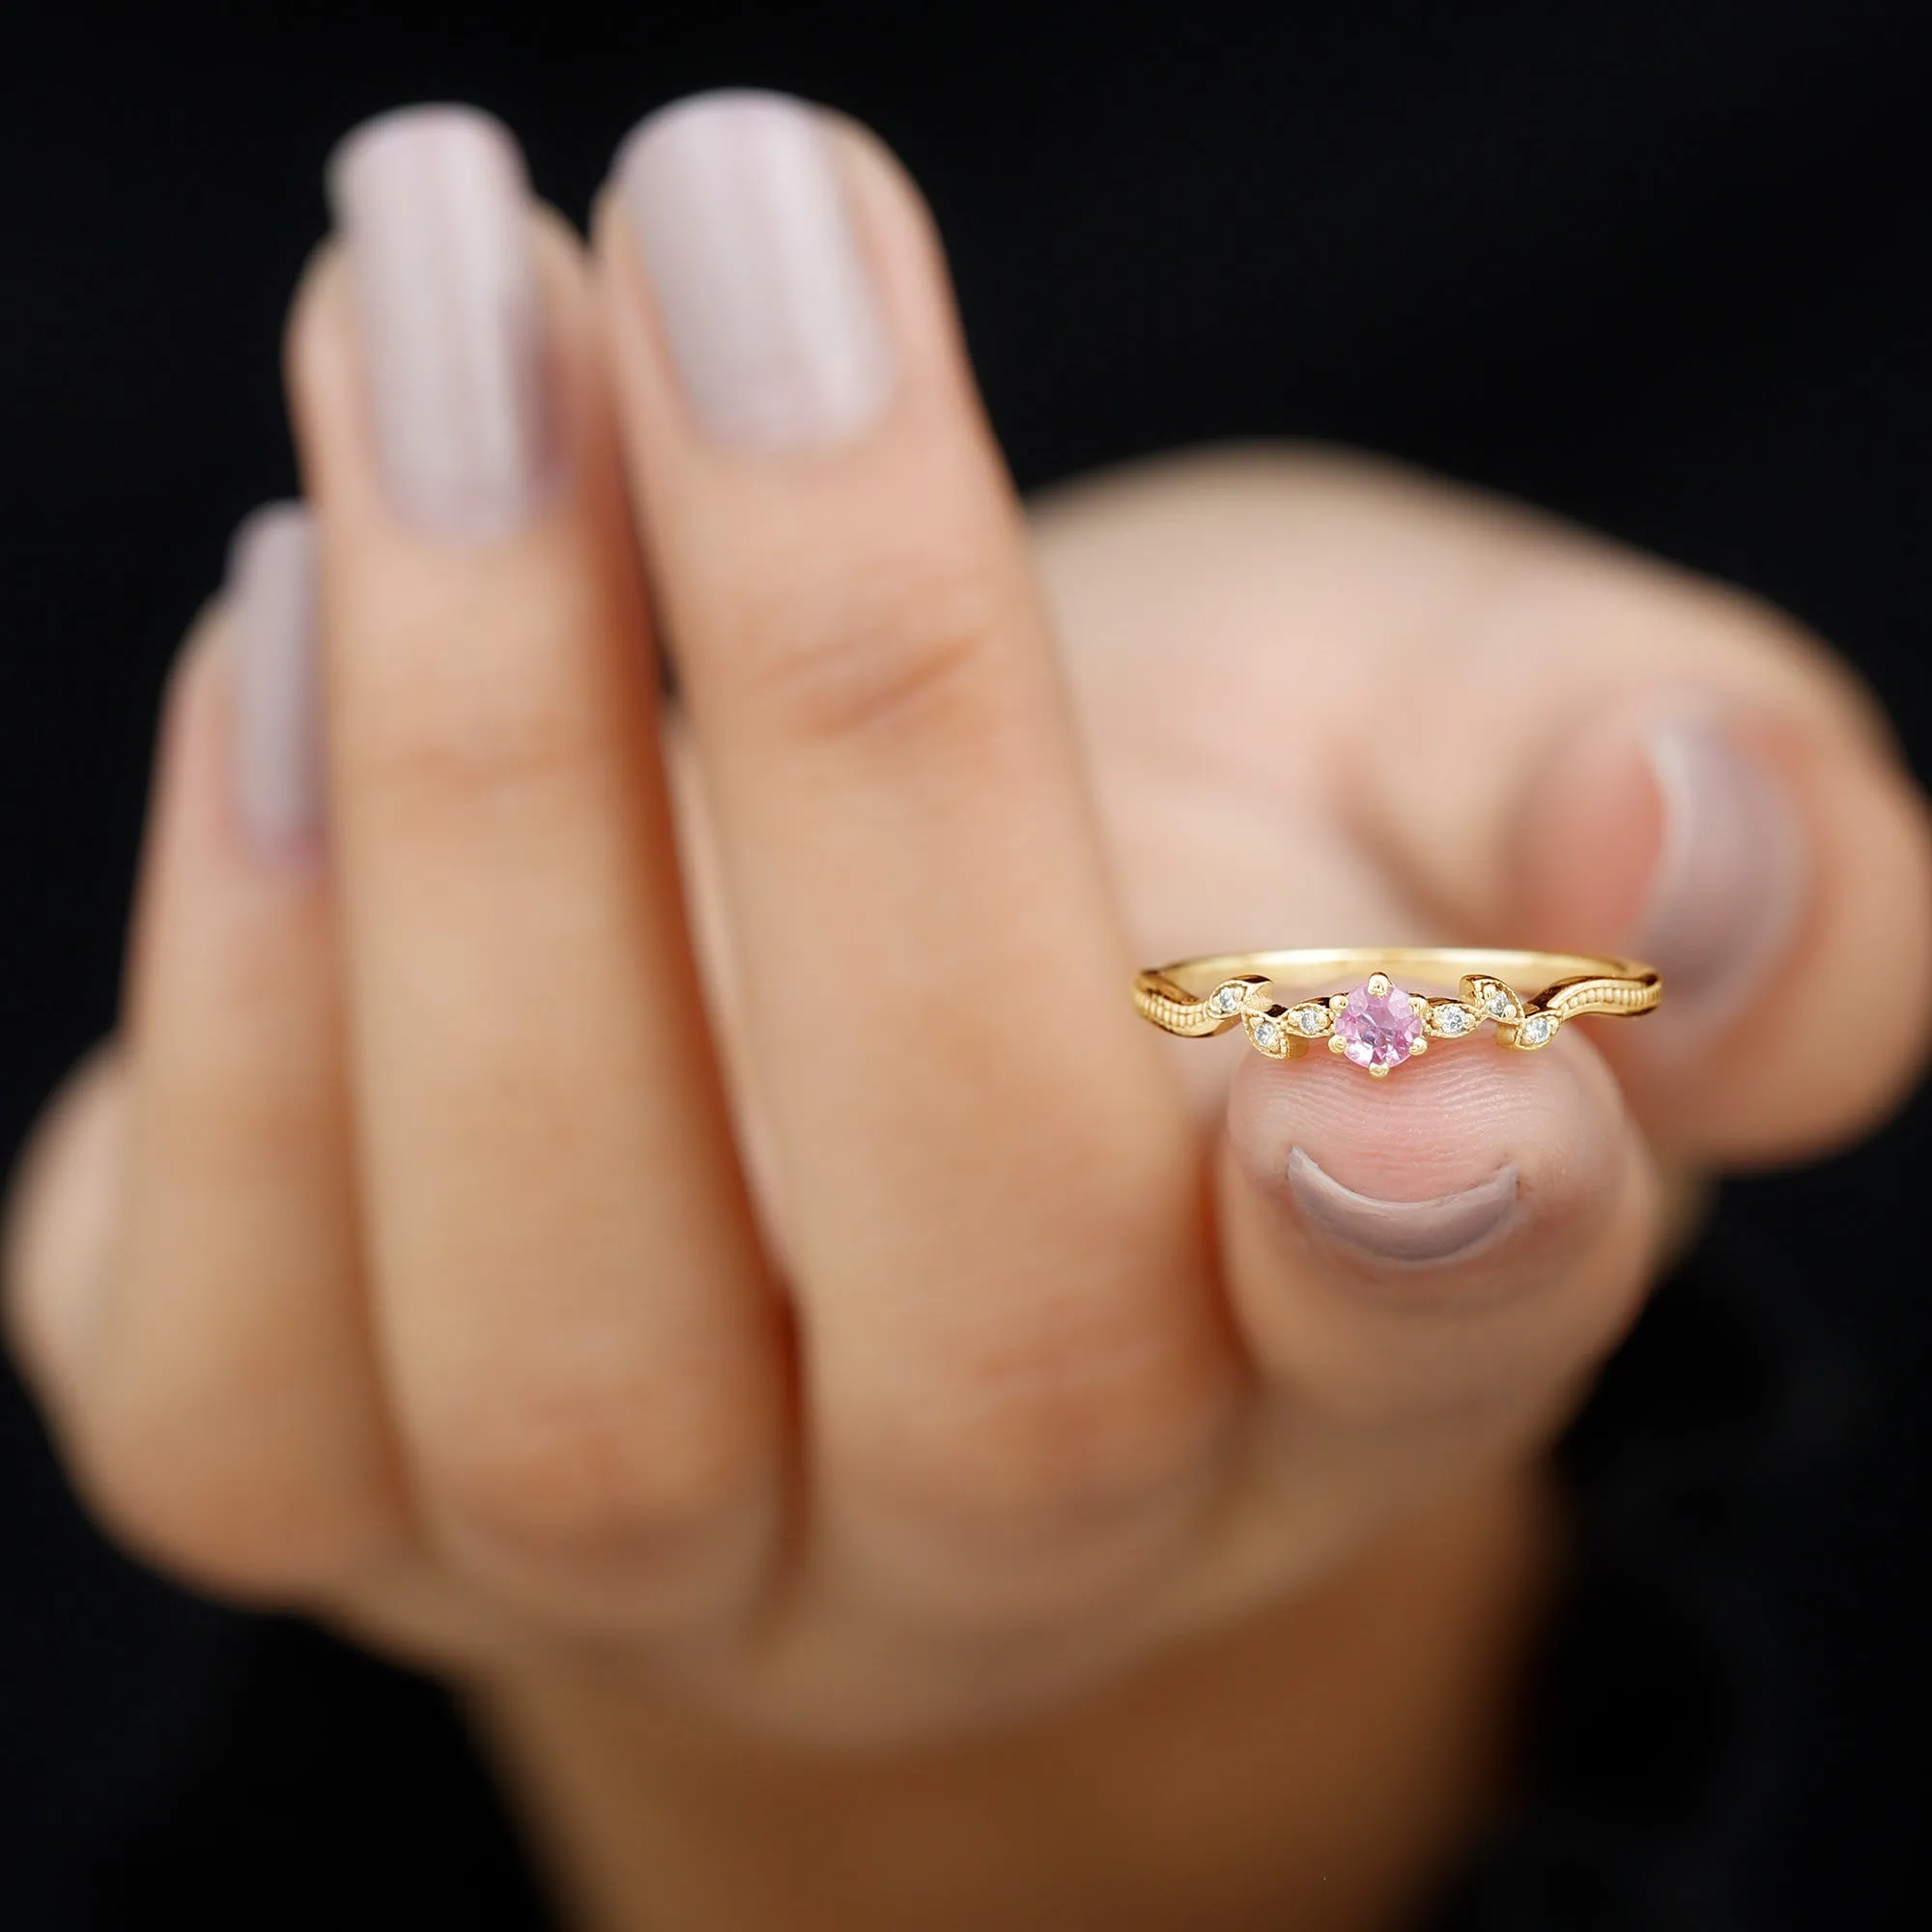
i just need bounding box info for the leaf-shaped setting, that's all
[1245,1004,1295,1059]
[1425,999,1482,1039]
[1203,976,1267,1030]
[1462,975,1524,1026]
[1499,1009,1561,1050]
[1285,1002,1333,1039]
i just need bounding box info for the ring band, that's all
[1134,948,1662,1077]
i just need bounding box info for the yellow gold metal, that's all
[1133,947,1661,1076]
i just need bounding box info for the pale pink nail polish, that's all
[228,502,322,856]
[1286,1149,1520,1265]
[327,106,560,539]
[1636,718,1805,1025]
[615,90,895,450]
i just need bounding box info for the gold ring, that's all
[1133,948,1662,1077]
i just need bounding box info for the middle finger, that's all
[600,95,1238,1617]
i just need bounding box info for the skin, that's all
[7,112,1932,1929]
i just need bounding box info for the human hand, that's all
[9,95,1929,1928]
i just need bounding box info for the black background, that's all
[2,4,1928,1926]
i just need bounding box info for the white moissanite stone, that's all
[1294,1006,1326,1035]
[1520,1013,1554,1046]
[1436,1006,1472,1037]
[1209,985,1240,1015]
[1484,986,1515,1019]
[1254,1019,1281,1051]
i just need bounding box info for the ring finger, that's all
[290,108,784,1628]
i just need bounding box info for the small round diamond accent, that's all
[1483,986,1515,1019]
[1209,985,1239,1016]
[1254,1019,1281,1051]
[1435,1005,1472,1037]
[1519,1013,1554,1046]
[1293,1006,1327,1035]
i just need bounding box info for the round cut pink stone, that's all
[1334,981,1424,1070]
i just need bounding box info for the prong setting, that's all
[1331,978,1426,1073]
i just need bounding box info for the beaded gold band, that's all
[1134,948,1662,1077]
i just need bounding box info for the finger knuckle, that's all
[415,1380,766,1585]
[334,571,621,828]
[346,677,609,830]
[721,549,1016,750]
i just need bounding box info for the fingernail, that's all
[615,90,895,450]
[1286,1149,1520,1266]
[1636,718,1805,1021]
[327,106,560,539]
[227,502,322,856]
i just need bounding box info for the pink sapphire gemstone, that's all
[1334,981,1425,1070]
